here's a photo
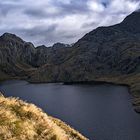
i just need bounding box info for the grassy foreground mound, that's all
[0,94,88,140]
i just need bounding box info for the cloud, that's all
[0,0,139,46]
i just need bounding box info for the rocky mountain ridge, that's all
[30,11,140,82]
[0,11,139,112]
[0,33,72,80]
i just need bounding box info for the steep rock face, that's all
[34,43,72,67]
[0,33,36,77]
[0,33,36,65]
[0,33,71,79]
[119,11,140,34]
[65,12,140,77]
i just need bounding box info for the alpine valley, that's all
[0,10,140,114]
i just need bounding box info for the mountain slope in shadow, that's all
[0,11,139,112]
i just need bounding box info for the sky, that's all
[0,0,140,46]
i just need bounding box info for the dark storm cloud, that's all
[82,21,99,29]
[24,0,90,19]
[24,9,48,19]
[4,24,58,46]
[0,0,139,46]
[102,2,108,8]
[52,0,90,14]
[21,24,58,37]
[0,3,16,16]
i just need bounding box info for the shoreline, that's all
[0,76,139,114]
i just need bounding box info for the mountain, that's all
[0,33,36,80]
[30,11,140,82]
[34,43,72,67]
[30,11,140,112]
[0,33,72,80]
[0,94,87,140]
[0,11,139,112]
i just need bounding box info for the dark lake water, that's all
[0,80,140,140]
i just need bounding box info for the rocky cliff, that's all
[0,33,71,80]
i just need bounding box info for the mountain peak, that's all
[2,32,17,38]
[123,10,140,22]
[134,9,140,12]
[0,32,24,43]
[120,10,140,33]
[53,42,70,48]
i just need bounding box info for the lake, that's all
[0,80,140,140]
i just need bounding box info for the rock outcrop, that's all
[0,33,71,80]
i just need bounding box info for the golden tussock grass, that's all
[0,93,88,140]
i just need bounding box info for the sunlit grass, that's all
[0,94,88,140]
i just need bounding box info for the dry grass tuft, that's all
[0,93,88,140]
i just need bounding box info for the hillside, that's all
[30,11,140,82]
[0,33,72,81]
[29,11,140,113]
[0,11,139,113]
[0,93,88,140]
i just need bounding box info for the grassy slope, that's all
[0,94,88,140]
